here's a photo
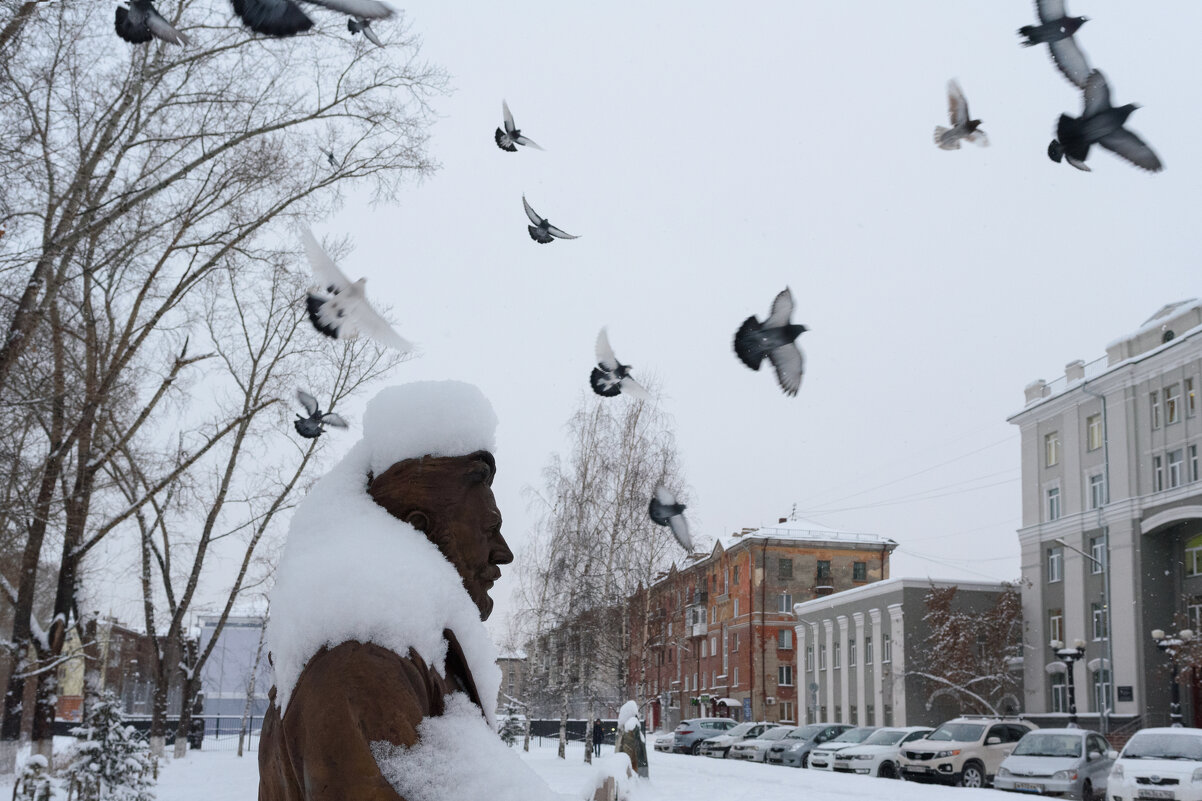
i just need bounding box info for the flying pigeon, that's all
[1048,70,1162,173]
[733,287,807,397]
[522,196,578,244]
[322,148,339,168]
[649,486,693,554]
[115,1,190,46]
[347,16,383,47]
[300,227,414,353]
[934,80,988,150]
[495,101,544,152]
[293,390,349,439]
[229,0,393,38]
[1018,0,1090,89]
[590,328,650,401]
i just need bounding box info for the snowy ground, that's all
[50,736,1019,800]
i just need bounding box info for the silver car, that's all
[729,725,797,762]
[700,722,772,758]
[994,728,1113,801]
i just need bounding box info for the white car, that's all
[1108,726,1202,801]
[729,726,796,762]
[700,722,772,758]
[808,727,879,771]
[653,732,675,753]
[830,726,934,778]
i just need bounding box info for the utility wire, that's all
[804,474,1019,515]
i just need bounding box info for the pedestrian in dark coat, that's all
[593,718,604,756]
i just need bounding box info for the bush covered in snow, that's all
[14,754,56,801]
[498,703,525,747]
[62,692,156,801]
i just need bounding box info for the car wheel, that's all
[877,761,897,779]
[1080,780,1094,801]
[691,742,702,755]
[800,753,809,769]
[959,761,985,788]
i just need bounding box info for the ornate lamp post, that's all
[1151,628,1194,727]
[1049,639,1087,726]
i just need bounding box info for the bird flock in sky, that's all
[115,0,393,47]
[940,0,1162,172]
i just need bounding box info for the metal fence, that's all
[191,714,264,752]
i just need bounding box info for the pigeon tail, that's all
[293,419,322,439]
[1016,25,1037,45]
[528,226,553,244]
[733,317,766,370]
[934,126,960,148]
[590,367,622,397]
[305,294,341,339]
[495,129,517,152]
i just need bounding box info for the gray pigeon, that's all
[1018,0,1090,89]
[115,1,190,46]
[522,196,578,244]
[347,16,384,46]
[733,287,807,397]
[649,486,693,554]
[322,148,339,168]
[934,80,988,150]
[300,227,414,353]
[590,328,650,400]
[495,101,544,152]
[230,0,392,38]
[293,390,349,439]
[1048,70,1162,173]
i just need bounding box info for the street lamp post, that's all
[1151,628,1195,727]
[1054,537,1112,733]
[1050,639,1087,726]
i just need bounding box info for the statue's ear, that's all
[404,510,430,533]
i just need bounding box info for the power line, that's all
[803,473,1019,515]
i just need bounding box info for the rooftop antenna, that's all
[789,502,797,521]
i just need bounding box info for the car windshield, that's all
[1013,733,1083,758]
[761,727,794,741]
[862,729,908,746]
[928,723,985,742]
[786,725,826,740]
[1123,734,1202,761]
[828,728,876,744]
[724,723,756,737]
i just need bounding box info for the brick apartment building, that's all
[627,516,897,730]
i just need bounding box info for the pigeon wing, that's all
[595,328,618,371]
[768,343,805,397]
[350,299,415,354]
[668,515,693,554]
[966,129,990,147]
[947,79,969,126]
[296,389,319,416]
[303,0,394,19]
[1034,0,1066,24]
[522,195,544,227]
[514,135,544,151]
[320,412,350,429]
[502,100,516,135]
[546,223,579,240]
[733,316,766,370]
[1082,70,1111,117]
[1098,128,1163,172]
[115,6,153,43]
[305,294,343,339]
[230,0,314,36]
[1048,37,1090,89]
[619,376,651,401]
[764,287,795,329]
[590,367,622,397]
[362,23,383,46]
[145,5,190,45]
[300,227,353,292]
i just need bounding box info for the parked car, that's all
[831,726,935,778]
[729,725,797,762]
[673,718,737,754]
[700,722,772,758]
[653,732,675,753]
[808,727,879,770]
[994,728,1112,801]
[766,723,854,767]
[1107,726,1202,801]
[897,717,1035,787]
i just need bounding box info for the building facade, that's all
[496,651,528,711]
[197,615,271,735]
[1010,299,1202,730]
[791,577,1020,729]
[627,517,897,730]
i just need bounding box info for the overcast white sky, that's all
[184,1,1202,633]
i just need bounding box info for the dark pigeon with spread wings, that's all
[1018,0,1091,89]
[347,16,383,46]
[230,0,392,38]
[934,80,988,150]
[293,390,349,439]
[649,486,693,554]
[115,1,190,46]
[590,328,650,401]
[495,101,544,152]
[733,287,807,397]
[1048,70,1162,173]
[522,196,578,244]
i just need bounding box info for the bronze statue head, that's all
[367,450,513,620]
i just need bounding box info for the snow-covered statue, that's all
[258,382,565,801]
[613,701,649,779]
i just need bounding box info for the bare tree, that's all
[0,0,444,771]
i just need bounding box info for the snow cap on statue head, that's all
[363,380,498,476]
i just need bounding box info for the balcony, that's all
[690,621,708,637]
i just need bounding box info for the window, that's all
[1093,668,1112,715]
[1170,449,1184,488]
[1189,597,1202,632]
[819,643,827,669]
[778,593,793,613]
[1045,432,1060,467]
[667,622,673,636]
[1048,609,1063,645]
[778,558,793,580]
[1046,487,1061,521]
[711,635,717,654]
[733,598,740,618]
[816,560,831,580]
[711,606,717,624]
[778,665,793,686]
[701,640,708,658]
[778,629,793,649]
[834,642,841,668]
[1186,535,1202,577]
[882,633,891,663]
[733,632,740,651]
[1089,536,1105,574]
[780,701,794,722]
[1189,378,1197,417]
[849,638,856,666]
[1091,601,1108,640]
[1192,445,1200,483]
[1050,673,1067,713]
[853,562,867,582]
[865,636,873,665]
[1155,455,1164,492]
[1047,547,1063,583]
[1087,414,1103,451]
[733,565,740,585]
[1168,384,1181,424]
[733,666,739,686]
[805,645,814,671]
[1089,474,1106,509]
[1152,391,1162,429]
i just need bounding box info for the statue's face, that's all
[368,451,513,619]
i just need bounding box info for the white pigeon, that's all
[300,227,413,354]
[649,486,693,554]
[590,328,650,401]
[934,79,988,150]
